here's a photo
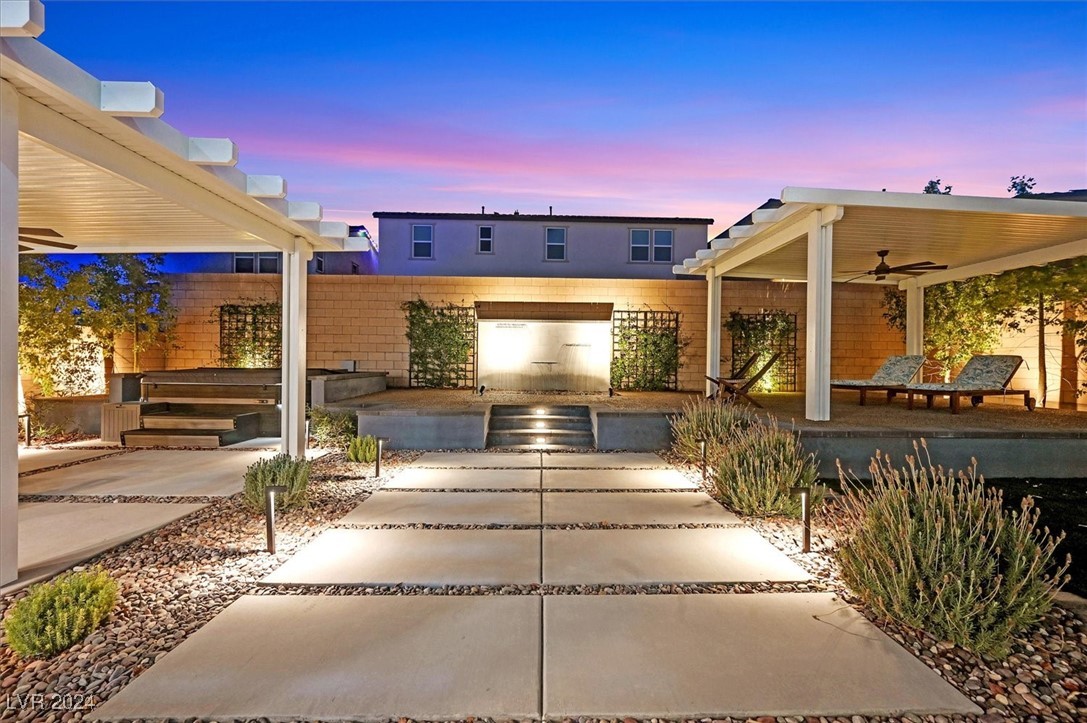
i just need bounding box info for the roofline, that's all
[373,211,714,225]
[780,187,1087,217]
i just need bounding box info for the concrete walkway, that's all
[94,451,979,720]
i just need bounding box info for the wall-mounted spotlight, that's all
[478,385,486,396]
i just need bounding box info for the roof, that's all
[373,211,714,225]
[675,187,1087,288]
[712,198,783,241]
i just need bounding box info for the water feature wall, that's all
[477,320,612,391]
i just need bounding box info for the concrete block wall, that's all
[156,274,900,393]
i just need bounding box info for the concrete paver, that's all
[19,450,266,497]
[263,528,540,586]
[4,502,205,593]
[341,491,541,525]
[542,452,668,468]
[543,593,980,717]
[91,595,542,721]
[411,451,541,468]
[544,528,809,584]
[543,492,738,524]
[384,467,540,490]
[17,447,115,474]
[543,468,695,489]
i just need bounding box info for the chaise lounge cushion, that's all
[830,355,925,387]
[907,355,1022,392]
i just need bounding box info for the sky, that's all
[37,1,1087,240]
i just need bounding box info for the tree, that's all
[882,276,1005,380]
[79,255,175,392]
[18,257,94,397]
[1008,175,1036,196]
[923,179,952,194]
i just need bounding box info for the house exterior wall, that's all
[153,274,902,393]
[160,250,377,275]
[375,216,709,280]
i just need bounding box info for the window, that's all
[653,229,673,263]
[411,224,433,259]
[545,227,566,261]
[314,253,325,274]
[478,225,494,254]
[234,252,280,274]
[630,229,651,262]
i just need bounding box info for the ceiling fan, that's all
[18,227,77,253]
[845,250,947,282]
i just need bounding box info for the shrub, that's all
[670,396,751,463]
[713,417,822,517]
[242,453,312,513]
[836,442,1070,658]
[347,435,378,464]
[309,407,356,449]
[2,568,118,658]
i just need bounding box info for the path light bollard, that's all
[790,486,811,553]
[265,485,288,554]
[375,437,389,477]
[18,414,31,447]
[698,439,708,481]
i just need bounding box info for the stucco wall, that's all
[154,274,902,393]
[376,217,708,279]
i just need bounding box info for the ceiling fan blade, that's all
[890,264,947,272]
[842,272,871,283]
[17,227,63,238]
[888,261,943,271]
[18,235,77,250]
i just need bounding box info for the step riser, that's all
[141,418,236,430]
[486,432,595,447]
[122,433,222,448]
[488,418,592,432]
[489,405,591,418]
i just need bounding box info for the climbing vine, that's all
[402,299,476,388]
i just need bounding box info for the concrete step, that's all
[488,415,592,432]
[141,414,239,431]
[489,404,591,418]
[486,429,595,448]
[122,411,260,448]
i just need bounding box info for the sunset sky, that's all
[40,1,1087,239]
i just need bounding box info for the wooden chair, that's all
[904,355,1035,414]
[705,352,782,408]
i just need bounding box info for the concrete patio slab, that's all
[543,468,695,489]
[91,595,542,721]
[18,449,265,497]
[341,491,541,525]
[543,593,980,718]
[544,528,809,584]
[542,452,669,468]
[543,492,737,524]
[3,501,205,593]
[384,467,540,490]
[17,447,116,474]
[412,451,541,468]
[263,528,541,585]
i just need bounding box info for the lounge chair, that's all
[830,355,925,405]
[905,354,1036,414]
[705,351,782,408]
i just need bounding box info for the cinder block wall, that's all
[157,274,901,392]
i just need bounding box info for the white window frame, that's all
[478,225,494,254]
[629,228,651,263]
[545,227,567,262]
[233,252,280,274]
[652,229,674,263]
[411,224,434,259]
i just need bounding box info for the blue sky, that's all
[38,1,1087,237]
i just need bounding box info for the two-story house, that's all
[373,211,712,279]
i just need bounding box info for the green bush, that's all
[713,417,822,517]
[836,442,1070,658]
[347,435,378,464]
[242,453,312,513]
[2,568,118,658]
[309,407,356,449]
[670,396,751,463]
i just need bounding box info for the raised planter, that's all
[592,409,675,451]
[30,395,108,435]
[355,408,488,450]
[310,371,387,406]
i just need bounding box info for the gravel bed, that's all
[18,494,225,505]
[17,448,133,478]
[3,448,1085,722]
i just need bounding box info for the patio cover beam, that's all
[901,238,1087,289]
[1,79,19,586]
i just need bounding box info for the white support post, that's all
[905,282,925,358]
[280,244,309,457]
[705,268,722,396]
[804,207,840,421]
[1,80,20,586]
